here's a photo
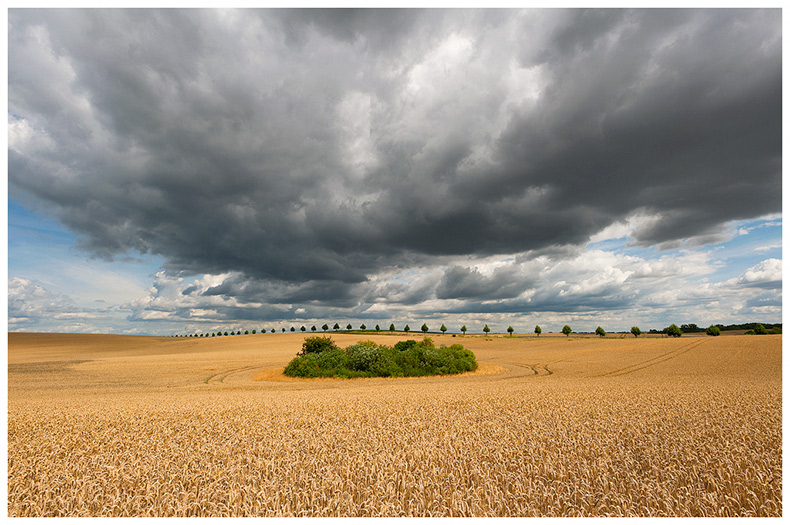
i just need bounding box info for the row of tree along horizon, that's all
[173,322,780,338]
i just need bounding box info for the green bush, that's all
[706,325,721,336]
[346,342,384,371]
[283,337,477,379]
[298,336,338,356]
[666,324,682,337]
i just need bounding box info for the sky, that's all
[6,7,783,336]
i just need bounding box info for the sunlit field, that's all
[7,331,782,517]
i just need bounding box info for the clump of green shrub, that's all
[283,336,478,378]
[297,336,338,356]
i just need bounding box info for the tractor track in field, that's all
[203,365,259,384]
[593,339,707,378]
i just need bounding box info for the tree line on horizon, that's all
[172,321,781,338]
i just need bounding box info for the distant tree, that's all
[360,324,366,330]
[440,324,447,334]
[483,325,491,335]
[282,328,286,333]
[375,324,381,331]
[507,326,514,336]
[461,325,467,335]
[301,326,306,332]
[311,326,317,332]
[230,331,235,335]
[534,325,542,337]
[291,327,296,332]
[244,330,249,334]
[346,324,353,330]
[562,325,572,337]
[681,323,702,333]
[334,323,340,331]
[754,323,768,335]
[706,325,721,336]
[224,331,229,336]
[404,324,410,332]
[666,324,682,337]
[271,329,275,333]
[595,326,606,338]
[389,323,395,332]
[322,324,329,332]
[421,323,429,334]
[631,326,641,338]
[252,329,256,334]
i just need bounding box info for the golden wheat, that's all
[7,332,782,516]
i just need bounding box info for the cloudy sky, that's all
[7,7,782,335]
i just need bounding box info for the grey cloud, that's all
[435,265,528,300]
[8,8,781,306]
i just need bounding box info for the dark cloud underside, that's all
[8,8,781,301]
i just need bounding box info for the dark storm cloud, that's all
[435,265,527,300]
[8,8,781,305]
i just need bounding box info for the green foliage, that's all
[595,326,606,337]
[461,325,467,335]
[322,324,329,331]
[507,326,514,336]
[346,342,384,372]
[631,326,641,338]
[375,325,381,331]
[389,324,395,332]
[666,324,682,337]
[283,337,477,379]
[483,325,490,334]
[347,324,353,330]
[271,329,275,333]
[754,323,768,335]
[534,325,541,336]
[298,336,338,356]
[393,340,417,352]
[562,325,572,336]
[301,326,306,332]
[404,324,410,332]
[311,326,317,332]
[440,324,447,334]
[770,326,782,334]
[706,325,721,336]
[421,323,429,333]
[360,324,367,330]
[252,329,256,334]
[333,323,340,330]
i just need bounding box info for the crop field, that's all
[7,331,782,517]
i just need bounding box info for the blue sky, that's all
[6,8,783,336]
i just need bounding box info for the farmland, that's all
[7,332,782,517]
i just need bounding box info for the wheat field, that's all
[7,331,782,516]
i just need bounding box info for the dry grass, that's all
[7,332,782,516]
